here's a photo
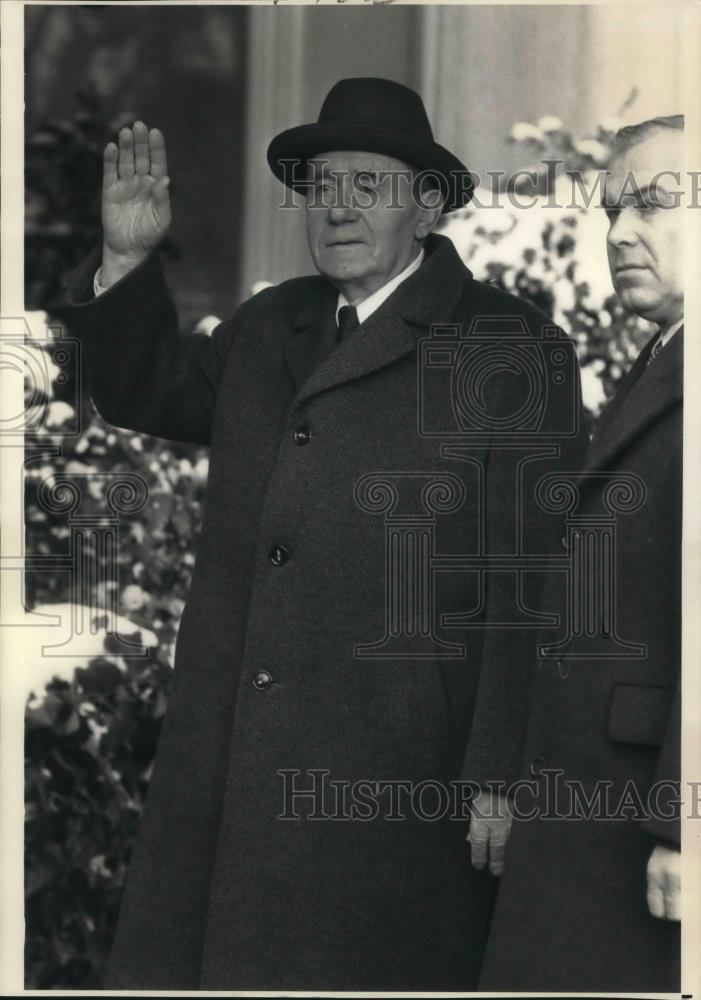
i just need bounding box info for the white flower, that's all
[440,198,516,266]
[162,641,176,668]
[87,718,109,740]
[24,310,50,340]
[121,584,150,612]
[65,460,98,475]
[191,455,209,485]
[167,596,186,618]
[574,139,610,167]
[27,463,56,481]
[552,277,576,310]
[24,340,60,392]
[501,268,516,290]
[510,122,545,144]
[537,115,563,133]
[524,258,547,283]
[46,400,75,427]
[599,116,622,135]
[87,479,105,501]
[580,364,608,416]
[88,854,111,878]
[193,315,222,337]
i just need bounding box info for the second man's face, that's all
[304,150,439,304]
[604,130,684,329]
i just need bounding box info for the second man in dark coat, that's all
[478,114,684,994]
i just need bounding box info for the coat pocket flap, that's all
[608,683,675,746]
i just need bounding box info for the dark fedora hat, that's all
[267,77,474,213]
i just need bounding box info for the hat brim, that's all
[267,123,474,213]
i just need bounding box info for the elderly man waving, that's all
[62,77,586,991]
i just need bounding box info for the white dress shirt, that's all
[658,316,683,349]
[334,248,424,326]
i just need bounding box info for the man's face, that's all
[604,129,684,328]
[305,150,439,304]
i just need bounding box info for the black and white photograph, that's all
[1,0,699,995]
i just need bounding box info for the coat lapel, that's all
[282,279,339,392]
[286,234,472,407]
[590,334,656,444]
[585,328,683,472]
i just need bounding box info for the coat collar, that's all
[284,234,472,406]
[585,327,683,472]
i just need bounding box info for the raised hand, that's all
[100,121,171,288]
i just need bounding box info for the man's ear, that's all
[415,196,445,239]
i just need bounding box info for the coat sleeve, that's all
[58,246,246,445]
[459,325,590,794]
[640,678,681,847]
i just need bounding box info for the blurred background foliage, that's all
[25,87,181,322]
[25,4,246,326]
[24,18,653,990]
[25,94,211,990]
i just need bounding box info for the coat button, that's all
[253,670,273,691]
[269,544,289,566]
[529,755,546,777]
[293,426,311,446]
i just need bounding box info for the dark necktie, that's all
[647,334,665,366]
[337,305,359,342]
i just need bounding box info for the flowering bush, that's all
[24,96,205,988]
[24,335,210,987]
[26,88,179,318]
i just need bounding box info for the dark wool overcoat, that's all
[63,233,587,991]
[479,330,682,993]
